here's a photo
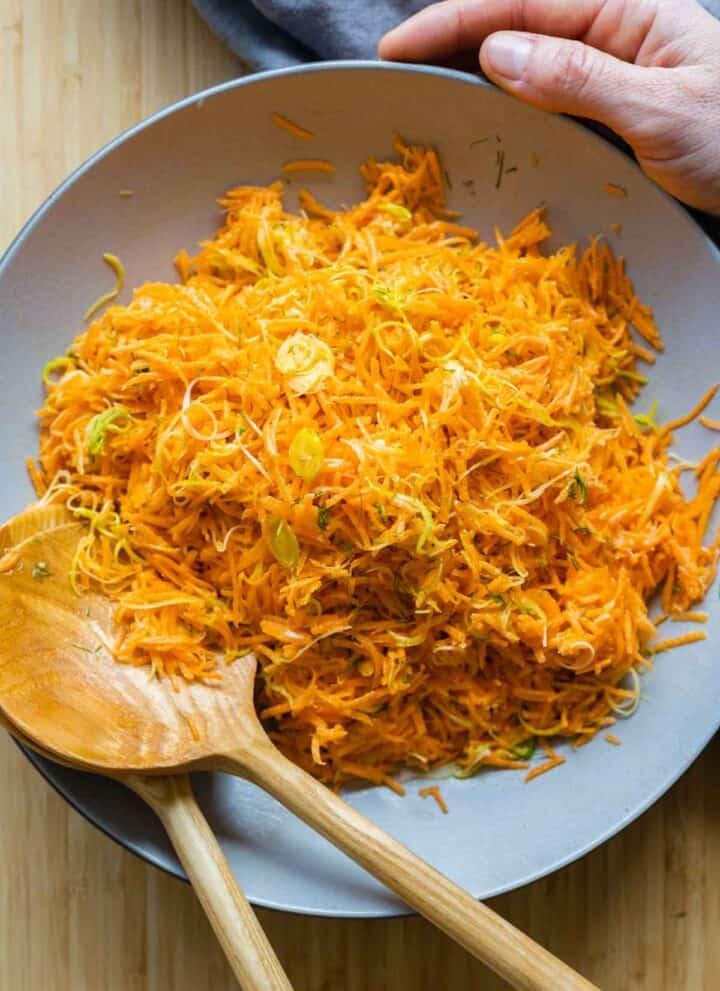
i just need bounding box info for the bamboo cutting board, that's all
[1,2,719,988]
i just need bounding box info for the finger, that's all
[479,31,668,140]
[378,0,709,65]
[379,0,600,62]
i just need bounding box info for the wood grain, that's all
[1,2,719,989]
[128,774,293,991]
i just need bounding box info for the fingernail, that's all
[483,34,534,81]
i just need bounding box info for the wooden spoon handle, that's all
[126,773,293,991]
[223,744,600,991]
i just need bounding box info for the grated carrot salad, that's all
[31,140,720,788]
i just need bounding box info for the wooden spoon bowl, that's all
[0,508,292,991]
[0,506,600,991]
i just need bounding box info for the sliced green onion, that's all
[42,356,74,386]
[634,399,659,432]
[596,394,621,419]
[390,630,427,647]
[511,739,536,760]
[257,220,284,276]
[394,495,433,553]
[382,203,412,221]
[289,427,324,482]
[616,368,648,384]
[85,405,132,457]
[267,516,300,570]
[452,745,490,779]
[372,284,404,313]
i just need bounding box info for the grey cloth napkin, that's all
[194,0,720,70]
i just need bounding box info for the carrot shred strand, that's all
[419,785,448,814]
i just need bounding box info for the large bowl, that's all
[2,62,720,918]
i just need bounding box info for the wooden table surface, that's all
[1,3,719,989]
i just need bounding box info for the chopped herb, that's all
[317,505,331,531]
[487,593,506,607]
[550,533,580,570]
[374,501,387,525]
[574,526,593,536]
[31,562,53,580]
[568,470,588,506]
[495,149,505,190]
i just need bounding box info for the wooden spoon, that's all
[0,508,292,991]
[0,507,600,991]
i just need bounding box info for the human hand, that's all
[379,0,720,215]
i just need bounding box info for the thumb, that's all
[479,31,666,142]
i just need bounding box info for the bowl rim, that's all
[2,59,719,916]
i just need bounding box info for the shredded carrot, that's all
[272,112,315,142]
[604,733,621,746]
[419,785,448,814]
[185,715,201,741]
[281,159,335,175]
[603,182,627,198]
[119,190,135,198]
[526,755,566,782]
[659,385,718,439]
[671,611,707,623]
[651,631,707,654]
[700,416,720,431]
[383,776,406,797]
[84,253,125,320]
[654,612,669,627]
[32,139,720,789]
[609,223,622,234]
[25,456,46,496]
